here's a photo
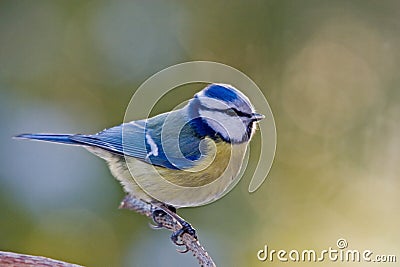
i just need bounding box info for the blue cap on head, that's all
[203,84,240,102]
[197,83,254,115]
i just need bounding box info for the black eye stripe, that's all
[199,104,252,118]
[229,108,252,118]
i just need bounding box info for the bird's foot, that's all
[171,220,197,249]
[150,206,197,253]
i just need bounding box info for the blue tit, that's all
[16,83,264,210]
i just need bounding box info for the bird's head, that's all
[188,83,264,144]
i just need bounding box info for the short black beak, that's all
[251,112,265,121]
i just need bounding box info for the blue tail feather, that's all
[14,133,79,145]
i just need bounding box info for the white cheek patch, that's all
[199,109,247,143]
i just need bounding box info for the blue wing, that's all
[16,114,203,170]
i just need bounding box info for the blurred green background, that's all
[1,1,399,266]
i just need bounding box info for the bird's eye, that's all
[224,108,252,118]
[225,109,237,116]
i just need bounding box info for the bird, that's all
[16,83,264,244]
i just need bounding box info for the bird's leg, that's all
[120,196,197,251]
[151,204,197,250]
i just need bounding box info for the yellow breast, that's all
[156,138,233,187]
[124,138,248,207]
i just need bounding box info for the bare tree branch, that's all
[119,195,217,267]
[0,251,83,267]
[0,196,216,267]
